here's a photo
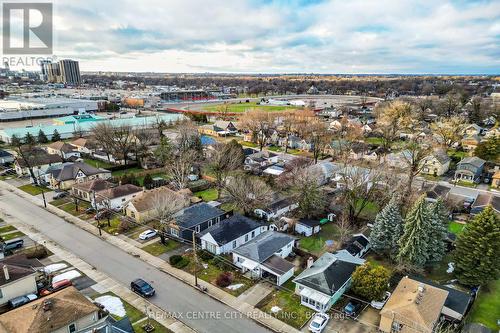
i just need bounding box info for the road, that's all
[0,189,271,333]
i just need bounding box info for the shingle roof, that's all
[72,179,113,192]
[0,254,43,287]
[173,202,225,229]
[232,231,295,263]
[458,156,485,169]
[96,184,142,200]
[47,162,110,181]
[200,214,263,245]
[344,234,369,257]
[15,148,62,167]
[297,219,321,227]
[128,187,188,213]
[47,141,76,153]
[433,150,451,165]
[0,286,98,333]
[0,150,13,158]
[293,252,362,296]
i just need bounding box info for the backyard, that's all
[448,221,466,235]
[298,222,340,256]
[467,279,500,330]
[83,158,115,169]
[194,188,218,201]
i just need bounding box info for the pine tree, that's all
[37,130,48,144]
[24,132,36,145]
[10,135,21,147]
[427,199,449,263]
[454,206,500,286]
[51,129,61,142]
[397,195,432,269]
[143,174,153,189]
[370,196,403,258]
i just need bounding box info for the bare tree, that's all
[430,116,467,148]
[399,139,432,207]
[222,173,273,215]
[206,140,244,197]
[288,167,326,218]
[375,100,414,150]
[166,149,196,190]
[92,123,115,163]
[151,191,189,244]
[298,118,332,164]
[239,109,277,151]
[176,120,201,153]
[337,212,353,245]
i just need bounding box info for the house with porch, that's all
[200,214,267,255]
[293,251,364,312]
[461,134,481,151]
[454,157,485,183]
[43,162,111,190]
[420,150,451,176]
[14,148,63,178]
[94,183,142,211]
[71,179,114,203]
[232,231,296,286]
[254,197,298,221]
[46,141,81,160]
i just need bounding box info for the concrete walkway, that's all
[0,181,299,333]
[237,282,275,307]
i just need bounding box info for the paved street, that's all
[0,189,271,333]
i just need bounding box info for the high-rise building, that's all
[59,59,81,85]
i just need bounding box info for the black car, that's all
[53,191,68,200]
[131,278,155,297]
[344,300,363,317]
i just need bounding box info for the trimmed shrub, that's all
[174,258,190,269]
[216,272,233,288]
[169,255,183,266]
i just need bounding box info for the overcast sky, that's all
[40,0,500,73]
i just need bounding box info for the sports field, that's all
[202,102,301,113]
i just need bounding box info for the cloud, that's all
[42,0,500,73]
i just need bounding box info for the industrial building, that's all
[0,98,102,121]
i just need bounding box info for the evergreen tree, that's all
[143,174,153,189]
[51,129,61,142]
[370,196,403,258]
[397,195,432,269]
[37,130,48,144]
[24,132,36,145]
[427,199,448,263]
[10,134,21,147]
[454,206,500,286]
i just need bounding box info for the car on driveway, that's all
[344,300,363,317]
[131,278,155,297]
[52,191,68,200]
[8,293,37,308]
[308,313,329,332]
[370,291,391,309]
[139,229,157,240]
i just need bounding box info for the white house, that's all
[420,151,451,177]
[254,197,298,221]
[200,214,267,255]
[295,219,321,237]
[46,141,81,160]
[0,255,43,306]
[293,252,364,312]
[339,233,370,258]
[232,231,296,286]
[94,184,143,210]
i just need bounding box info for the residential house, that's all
[46,141,81,160]
[166,202,228,243]
[94,183,142,210]
[386,150,412,169]
[484,127,499,139]
[244,151,278,171]
[426,184,451,202]
[379,276,448,333]
[461,134,481,151]
[0,150,14,165]
[43,162,111,190]
[454,157,485,183]
[0,286,102,333]
[293,251,365,312]
[232,231,296,286]
[307,161,339,186]
[200,214,267,255]
[125,187,190,223]
[464,124,483,136]
[491,170,500,189]
[254,197,298,221]
[70,138,94,154]
[198,121,238,137]
[341,233,370,258]
[420,150,451,176]
[14,148,63,178]
[71,179,114,202]
[410,276,473,322]
[470,194,500,215]
[0,254,43,306]
[295,219,321,237]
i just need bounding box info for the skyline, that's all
[5,0,500,74]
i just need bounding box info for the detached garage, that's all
[295,219,321,237]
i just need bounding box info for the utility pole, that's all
[192,230,198,286]
[37,169,47,208]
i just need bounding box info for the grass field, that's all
[142,240,180,256]
[0,225,17,234]
[448,221,466,235]
[111,167,143,177]
[83,158,115,169]
[299,223,340,256]
[194,188,218,201]
[0,230,25,241]
[203,102,300,113]
[18,184,52,195]
[468,279,500,330]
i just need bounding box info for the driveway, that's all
[0,188,271,333]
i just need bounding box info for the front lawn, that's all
[0,230,25,241]
[258,280,311,329]
[133,319,173,333]
[18,184,52,195]
[448,221,466,235]
[0,225,17,233]
[50,197,71,206]
[91,291,146,323]
[98,216,127,235]
[239,141,259,148]
[142,240,180,256]
[299,223,340,256]
[468,279,500,330]
[194,188,218,201]
[59,201,91,216]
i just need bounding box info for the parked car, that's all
[0,168,13,176]
[344,301,363,317]
[131,278,155,297]
[53,191,68,200]
[40,279,73,296]
[1,238,24,251]
[85,207,96,214]
[8,294,37,308]
[370,291,391,309]
[308,313,329,333]
[139,229,157,240]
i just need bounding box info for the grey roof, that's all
[232,231,295,263]
[426,184,451,200]
[0,149,13,158]
[47,162,110,181]
[200,214,263,245]
[297,219,321,228]
[173,202,225,229]
[293,252,362,296]
[433,150,451,165]
[262,255,295,275]
[458,157,485,169]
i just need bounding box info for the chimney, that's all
[307,257,314,269]
[2,265,9,281]
[43,300,53,311]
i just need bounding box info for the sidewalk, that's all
[0,208,195,333]
[0,181,299,333]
